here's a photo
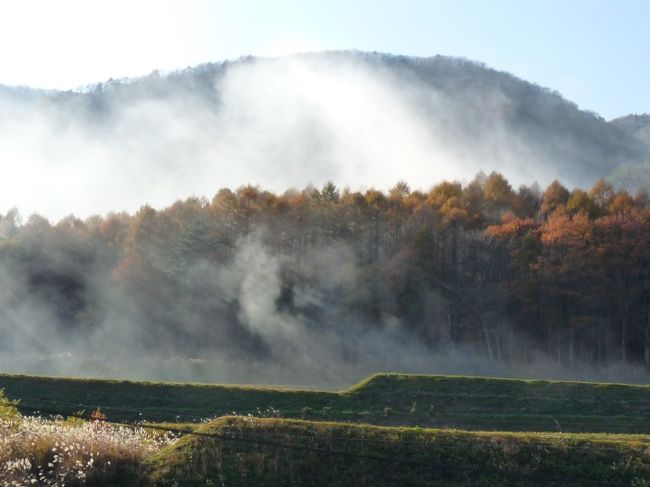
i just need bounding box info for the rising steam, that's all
[0,52,646,387]
[1,52,629,222]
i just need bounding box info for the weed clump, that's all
[0,389,19,420]
[0,414,176,485]
[300,407,312,418]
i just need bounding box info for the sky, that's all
[0,0,648,119]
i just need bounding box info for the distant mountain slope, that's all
[1,52,648,218]
[610,113,650,145]
[43,52,650,180]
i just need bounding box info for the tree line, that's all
[1,172,649,370]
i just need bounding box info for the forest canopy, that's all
[1,172,649,384]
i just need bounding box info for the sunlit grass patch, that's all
[0,413,176,486]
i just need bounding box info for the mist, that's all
[2,52,643,222]
[1,52,649,388]
[0,55,464,221]
[1,208,649,388]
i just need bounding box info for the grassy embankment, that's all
[143,416,650,486]
[2,372,650,485]
[1,372,650,433]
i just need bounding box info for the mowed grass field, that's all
[2,372,650,433]
[2,372,650,485]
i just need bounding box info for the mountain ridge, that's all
[1,51,649,193]
[0,51,635,122]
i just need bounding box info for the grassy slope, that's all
[143,416,650,486]
[2,372,650,433]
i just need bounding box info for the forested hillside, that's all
[610,113,650,145]
[1,173,649,383]
[2,52,649,223]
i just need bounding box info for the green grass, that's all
[142,416,650,486]
[3,372,650,485]
[2,372,650,433]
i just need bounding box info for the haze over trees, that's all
[1,173,649,384]
[2,52,650,220]
[2,51,650,384]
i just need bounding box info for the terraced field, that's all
[2,372,650,433]
[2,372,650,485]
[146,417,650,486]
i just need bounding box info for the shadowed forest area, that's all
[1,172,650,382]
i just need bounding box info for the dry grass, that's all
[0,415,176,486]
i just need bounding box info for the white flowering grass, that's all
[0,415,176,486]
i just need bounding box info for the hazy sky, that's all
[0,0,648,119]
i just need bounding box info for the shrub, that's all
[0,389,19,420]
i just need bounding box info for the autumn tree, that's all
[540,180,570,217]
